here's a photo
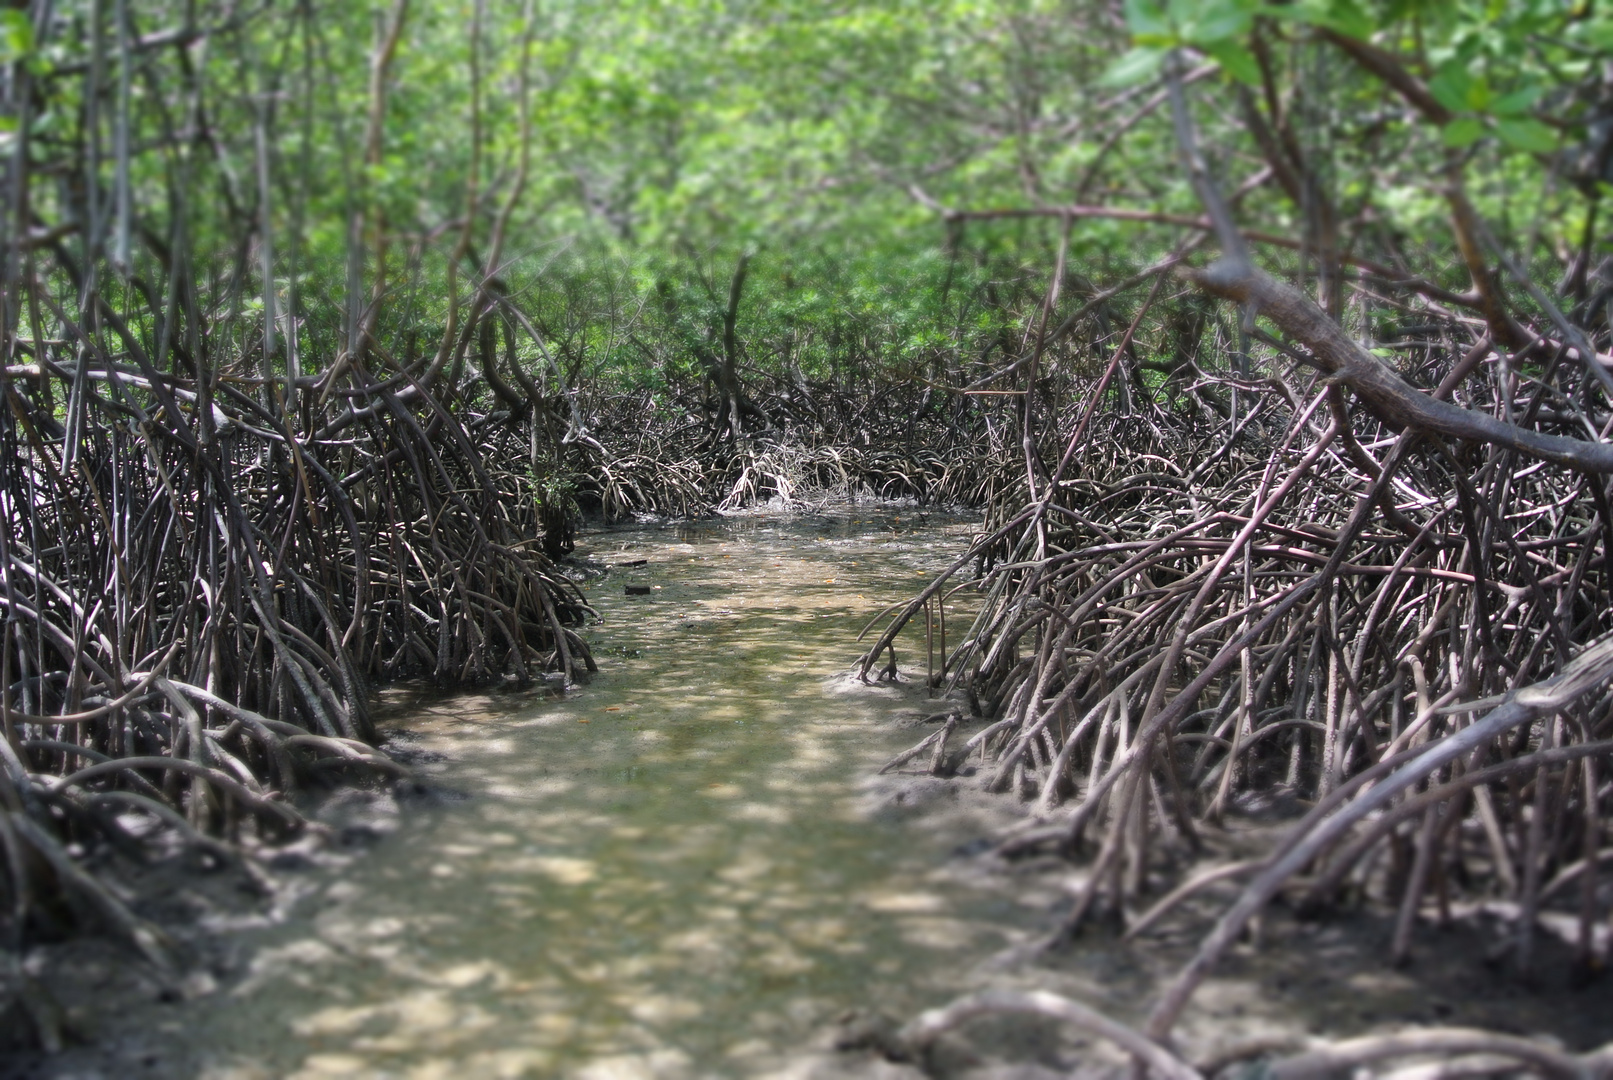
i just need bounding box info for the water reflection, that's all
[181,509,1010,1079]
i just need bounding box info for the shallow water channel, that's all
[161,508,1020,1079]
[32,508,1613,1080]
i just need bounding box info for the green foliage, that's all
[0,10,33,64]
[8,0,1607,422]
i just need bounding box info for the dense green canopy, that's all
[5,1,1609,413]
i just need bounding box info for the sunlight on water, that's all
[179,510,1022,1079]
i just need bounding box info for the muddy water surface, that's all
[161,510,1021,1079]
[29,510,1613,1080]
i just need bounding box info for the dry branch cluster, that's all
[863,325,1613,1069]
[0,354,592,1041]
[0,1,609,1035]
[851,21,1613,1074]
[572,377,1032,517]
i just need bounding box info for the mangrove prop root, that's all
[1,313,593,978]
[898,989,1613,1080]
[896,989,1203,1080]
[868,263,1613,1057]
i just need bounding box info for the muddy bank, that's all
[863,760,1613,1077]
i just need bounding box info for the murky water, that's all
[166,509,1022,1079]
[29,508,1613,1080]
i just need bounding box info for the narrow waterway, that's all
[27,509,1613,1080]
[135,509,1030,1079]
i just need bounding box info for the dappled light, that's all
[126,515,1019,1077]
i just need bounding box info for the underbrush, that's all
[862,344,1613,1076]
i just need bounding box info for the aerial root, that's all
[897,989,1200,1080]
[867,340,1613,1056]
[1,332,591,976]
[893,987,1613,1080]
[572,380,1024,518]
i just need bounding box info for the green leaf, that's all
[0,11,33,64]
[1123,0,1173,39]
[1205,40,1262,85]
[1428,61,1474,116]
[1318,0,1374,39]
[1495,118,1557,153]
[1186,0,1256,43]
[1100,46,1167,88]
[1492,86,1542,117]
[1441,117,1486,147]
[1579,21,1613,50]
[1269,0,1373,38]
